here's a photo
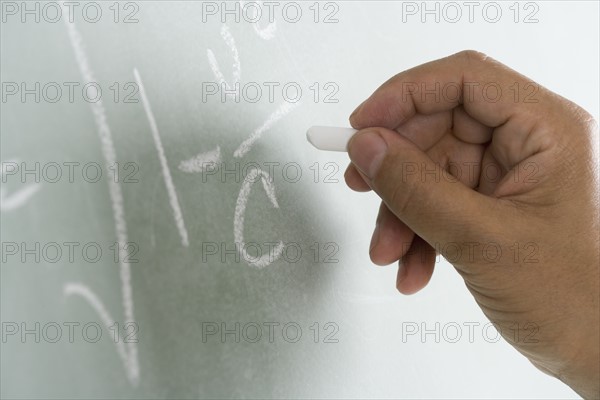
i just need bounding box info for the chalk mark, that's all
[1,159,41,212]
[64,283,136,373]
[234,101,299,158]
[234,168,284,268]
[61,1,139,385]
[178,146,221,173]
[134,68,190,247]
[206,24,241,90]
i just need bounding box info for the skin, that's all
[344,51,599,398]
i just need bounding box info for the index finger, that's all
[349,50,547,131]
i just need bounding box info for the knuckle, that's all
[456,49,490,65]
[570,103,597,131]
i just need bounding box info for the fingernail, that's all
[369,223,380,252]
[348,130,387,180]
[397,262,408,284]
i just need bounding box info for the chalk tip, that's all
[306,126,318,148]
[306,126,358,152]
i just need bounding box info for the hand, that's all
[345,50,599,398]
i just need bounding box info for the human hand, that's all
[345,50,599,398]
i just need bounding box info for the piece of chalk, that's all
[306,126,358,152]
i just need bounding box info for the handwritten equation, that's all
[1,2,303,386]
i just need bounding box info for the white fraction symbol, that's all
[0,159,41,212]
[182,24,238,173]
[61,1,139,386]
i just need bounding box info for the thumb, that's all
[348,127,505,254]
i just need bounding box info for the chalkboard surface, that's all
[1,1,597,398]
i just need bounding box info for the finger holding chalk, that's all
[306,126,358,152]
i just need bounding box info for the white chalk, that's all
[62,4,139,385]
[306,126,357,152]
